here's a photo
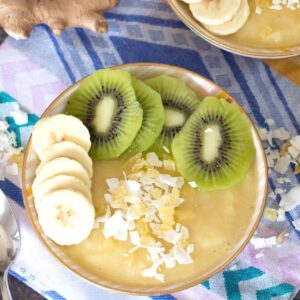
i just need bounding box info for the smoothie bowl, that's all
[22,63,268,294]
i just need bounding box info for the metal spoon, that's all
[0,190,20,300]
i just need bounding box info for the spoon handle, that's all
[0,271,12,300]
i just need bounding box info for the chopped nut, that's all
[128,171,145,181]
[280,142,291,156]
[178,237,189,248]
[151,188,162,199]
[132,158,148,172]
[162,159,176,172]
[136,218,150,235]
[140,235,155,246]
[147,168,160,179]
[276,231,289,244]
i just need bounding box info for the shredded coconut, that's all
[256,0,300,13]
[97,153,194,282]
[0,120,23,177]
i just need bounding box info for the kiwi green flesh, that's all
[144,75,199,152]
[129,79,165,153]
[172,96,255,191]
[65,69,143,160]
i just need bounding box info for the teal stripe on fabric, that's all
[223,267,264,300]
[201,280,210,289]
[6,114,38,147]
[256,283,294,300]
[0,92,16,103]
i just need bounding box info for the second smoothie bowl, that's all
[22,63,267,294]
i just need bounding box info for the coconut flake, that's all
[274,156,291,174]
[276,208,286,221]
[157,174,184,188]
[276,177,285,184]
[139,176,154,185]
[279,186,300,211]
[96,205,111,223]
[146,152,162,167]
[171,245,193,264]
[125,180,141,195]
[266,118,275,126]
[272,128,290,140]
[142,262,165,282]
[290,135,300,150]
[255,252,264,259]
[163,254,177,268]
[288,146,299,159]
[129,230,141,246]
[103,210,129,241]
[106,178,119,192]
[251,236,277,249]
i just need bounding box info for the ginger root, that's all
[0,0,119,39]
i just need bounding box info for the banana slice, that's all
[203,0,249,35]
[37,141,93,178]
[33,157,91,192]
[38,190,95,245]
[32,114,91,158]
[190,0,241,26]
[33,175,92,212]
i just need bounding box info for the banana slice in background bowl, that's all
[202,0,250,36]
[168,0,300,58]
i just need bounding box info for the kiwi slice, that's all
[144,75,199,152]
[65,69,143,160]
[129,78,165,153]
[172,96,255,191]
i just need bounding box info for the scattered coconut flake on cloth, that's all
[0,120,23,178]
[252,121,300,248]
[97,152,194,282]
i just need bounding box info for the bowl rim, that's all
[166,0,300,59]
[22,62,268,295]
